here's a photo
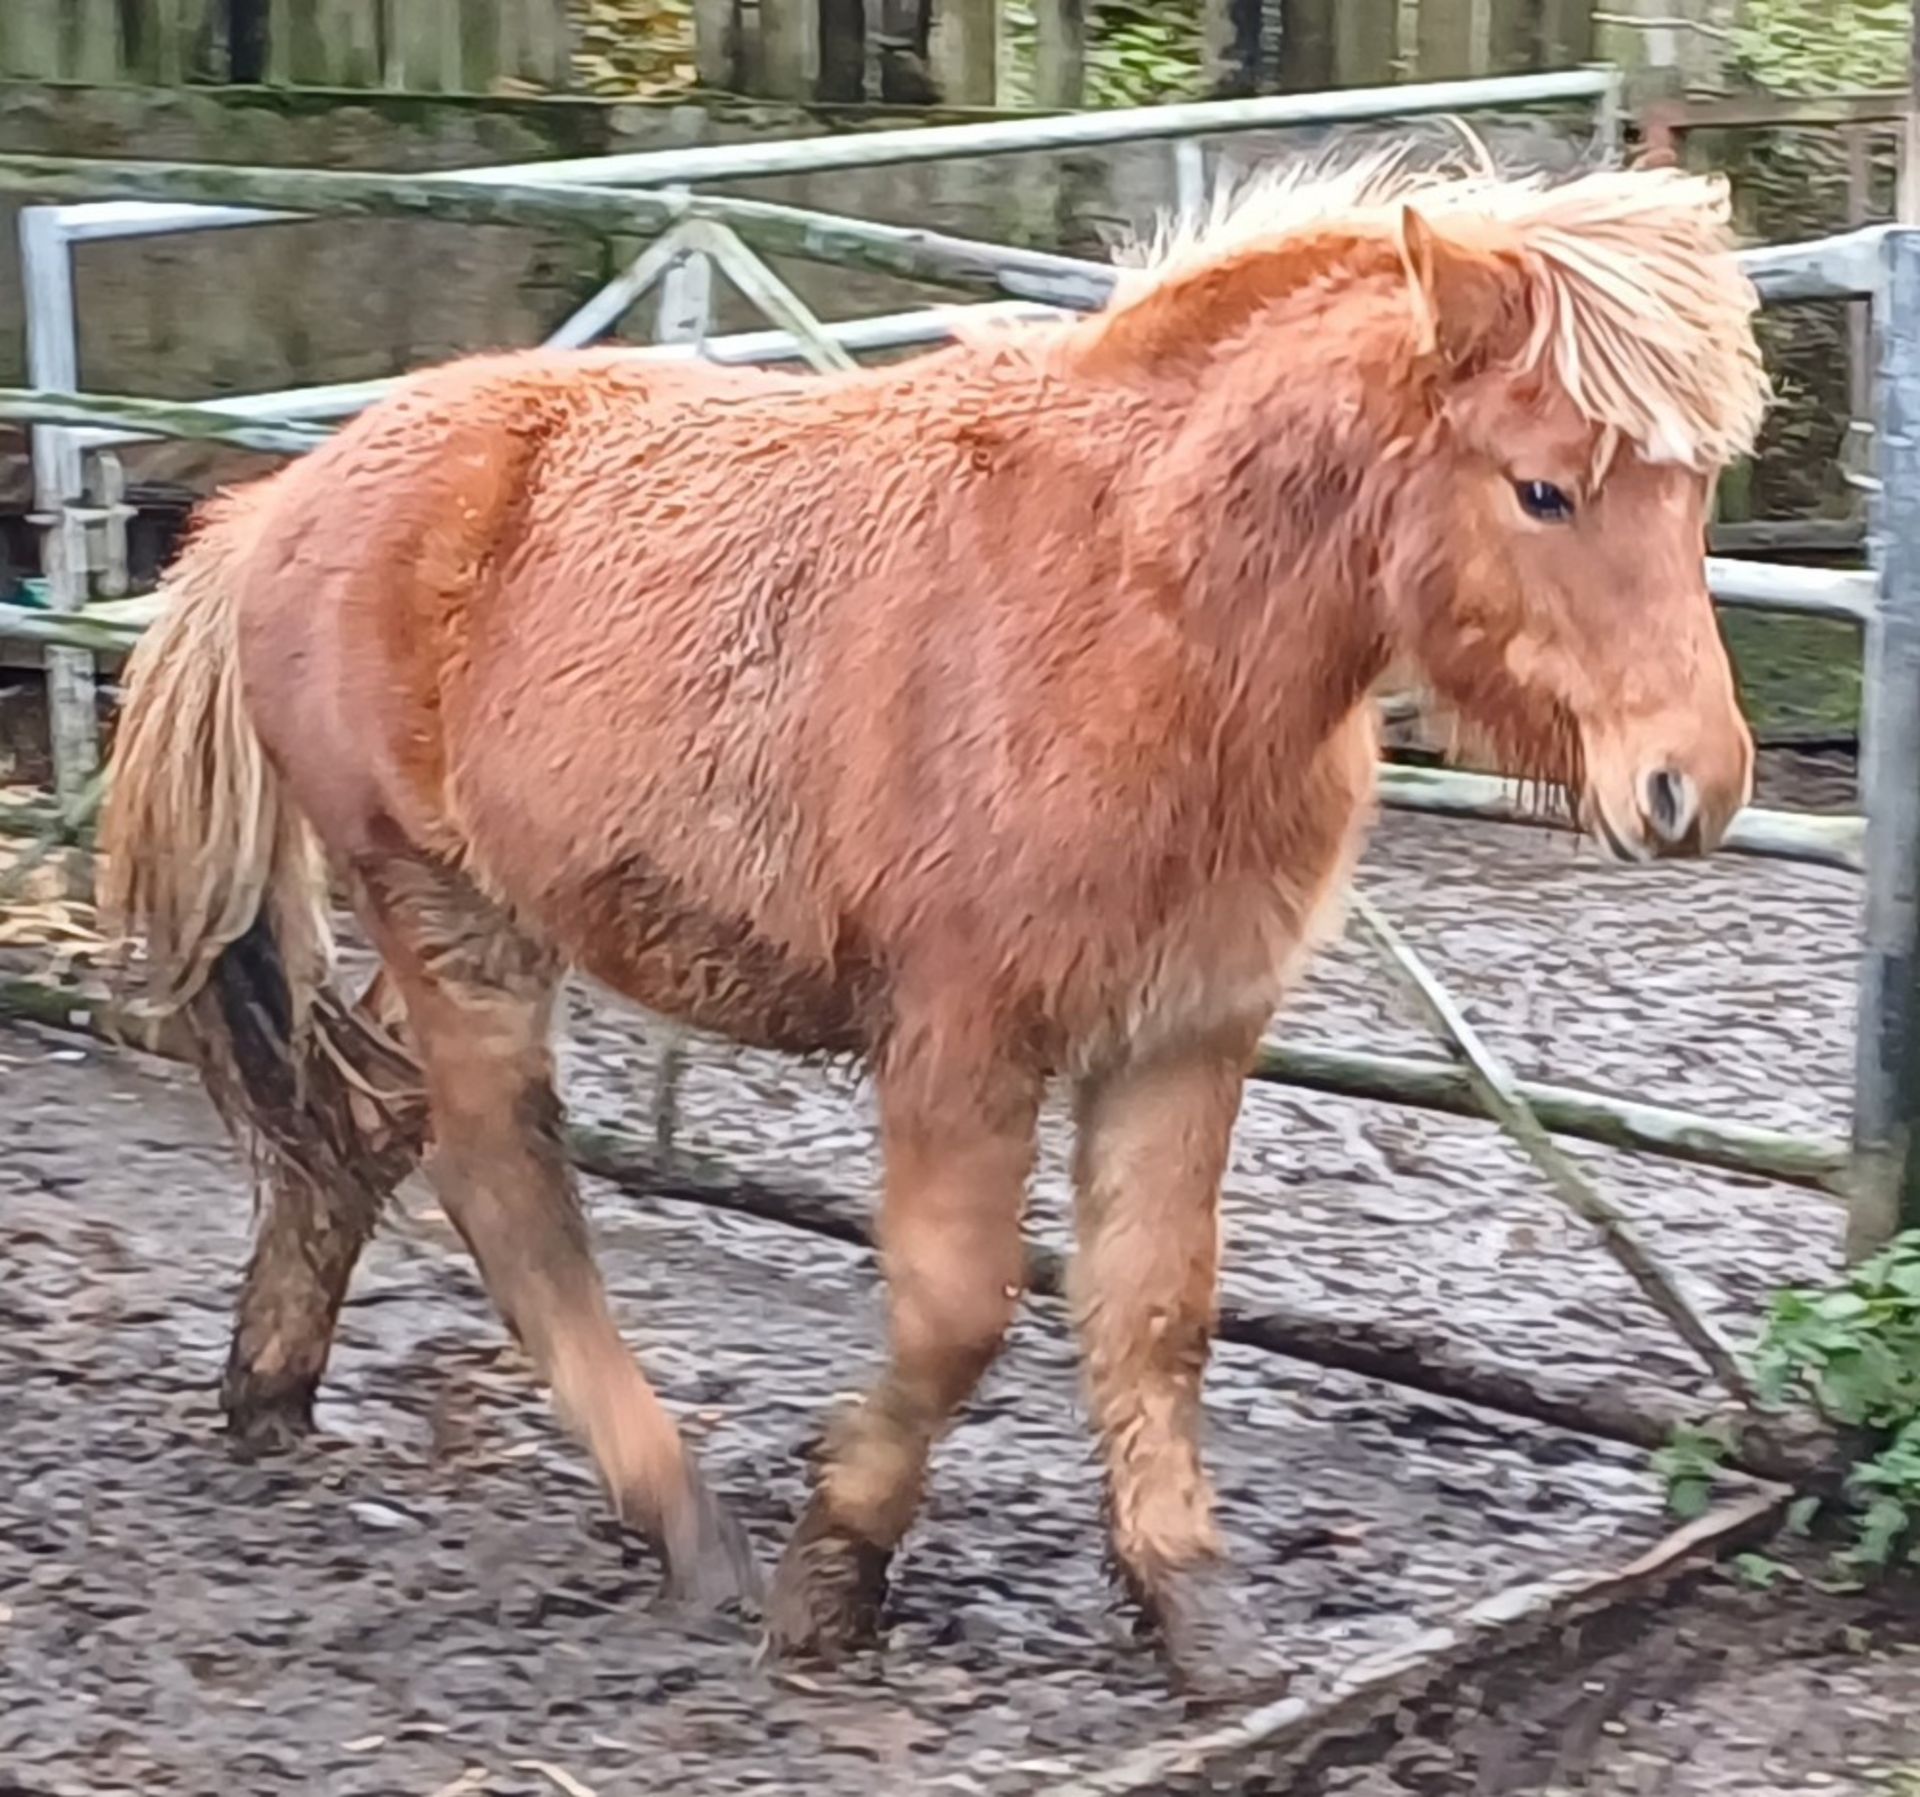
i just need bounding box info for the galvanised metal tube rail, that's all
[1,158,1884,627]
[3,81,1906,1239]
[30,69,1621,246]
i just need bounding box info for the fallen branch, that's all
[0,963,1839,1486]
[1349,891,1761,1411]
[1051,1487,1787,1797]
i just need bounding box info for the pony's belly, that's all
[555,858,877,1058]
[579,940,873,1057]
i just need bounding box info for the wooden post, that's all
[930,0,997,106]
[72,0,127,82]
[1854,227,1920,1253]
[1536,0,1593,68]
[1415,0,1481,79]
[495,0,575,90]
[0,1,66,78]
[693,0,738,87]
[385,0,464,91]
[818,0,866,100]
[1202,0,1262,97]
[1033,0,1085,109]
[1277,0,1334,91]
[758,0,818,99]
[1334,0,1399,87]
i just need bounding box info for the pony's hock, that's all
[93,156,1767,1690]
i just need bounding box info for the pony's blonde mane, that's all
[1110,145,1769,471]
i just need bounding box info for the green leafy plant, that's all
[1730,0,1909,96]
[1661,1232,1920,1573]
[1001,0,1204,110]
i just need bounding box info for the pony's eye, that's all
[1515,479,1575,522]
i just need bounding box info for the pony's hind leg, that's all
[206,934,430,1448]
[770,1029,1040,1658]
[355,855,757,1609]
[1070,1024,1291,1702]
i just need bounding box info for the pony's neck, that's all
[1098,269,1418,754]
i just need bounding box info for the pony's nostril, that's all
[1642,766,1697,845]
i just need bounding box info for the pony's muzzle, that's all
[1639,764,1702,855]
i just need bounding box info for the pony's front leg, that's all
[770,1035,1040,1658]
[1070,1021,1291,1701]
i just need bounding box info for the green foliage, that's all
[1661,1234,1920,1575]
[1731,1550,1793,1588]
[1730,0,1909,96]
[1653,1419,1737,1521]
[1001,0,1204,110]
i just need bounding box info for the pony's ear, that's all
[1394,204,1529,373]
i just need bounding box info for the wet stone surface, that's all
[0,756,1869,1792]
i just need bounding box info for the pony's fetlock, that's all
[652,1453,763,1617]
[1121,1550,1293,1707]
[766,1494,893,1660]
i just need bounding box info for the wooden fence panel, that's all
[0,0,574,91]
[0,0,66,79]
[384,0,464,90]
[493,0,574,89]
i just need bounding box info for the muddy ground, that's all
[5,752,1919,1794]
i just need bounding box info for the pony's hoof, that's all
[767,1498,891,1660]
[655,1459,763,1617]
[221,1374,318,1457]
[1131,1557,1293,1708]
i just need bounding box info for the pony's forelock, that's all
[1108,140,1770,473]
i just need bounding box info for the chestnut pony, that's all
[102,156,1765,1693]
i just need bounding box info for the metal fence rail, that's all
[1,67,1910,1250]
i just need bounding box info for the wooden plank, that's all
[0,0,67,79]
[70,0,128,83]
[1032,0,1084,108]
[1334,0,1398,87]
[384,0,464,91]
[1415,0,1480,79]
[265,0,325,83]
[1537,0,1593,67]
[495,0,573,90]
[1278,0,1335,91]
[145,0,222,83]
[1488,0,1534,75]
[692,0,738,88]
[929,0,996,105]
[819,0,867,100]
[318,0,383,86]
[757,0,818,99]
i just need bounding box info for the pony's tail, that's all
[99,496,353,1151]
